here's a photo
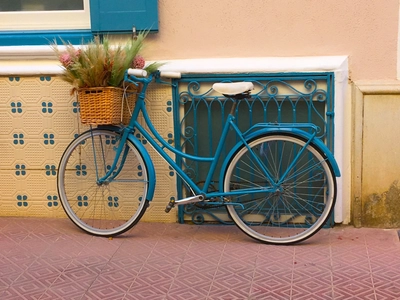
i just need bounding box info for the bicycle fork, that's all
[94,128,131,185]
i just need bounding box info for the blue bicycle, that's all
[57,69,340,244]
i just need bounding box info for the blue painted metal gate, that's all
[172,73,335,224]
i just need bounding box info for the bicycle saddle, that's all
[213,82,254,96]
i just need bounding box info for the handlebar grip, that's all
[160,71,181,79]
[127,68,148,77]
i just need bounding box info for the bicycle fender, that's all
[96,126,156,201]
[219,128,340,191]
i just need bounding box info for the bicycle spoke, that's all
[58,129,149,236]
[224,133,336,244]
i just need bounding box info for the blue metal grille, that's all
[172,73,335,224]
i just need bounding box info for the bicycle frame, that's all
[58,69,342,242]
[96,71,340,203]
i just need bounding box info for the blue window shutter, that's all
[90,0,159,34]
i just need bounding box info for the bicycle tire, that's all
[57,129,149,236]
[224,133,336,244]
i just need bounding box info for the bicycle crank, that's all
[165,195,205,213]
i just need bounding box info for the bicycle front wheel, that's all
[58,129,149,236]
[224,133,336,244]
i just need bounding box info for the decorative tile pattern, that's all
[0,219,400,299]
[0,77,176,222]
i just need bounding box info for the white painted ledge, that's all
[0,45,347,77]
[159,56,348,78]
[0,45,63,75]
[0,62,63,76]
[0,45,56,59]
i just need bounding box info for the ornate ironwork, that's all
[172,73,335,224]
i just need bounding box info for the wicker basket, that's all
[77,86,137,125]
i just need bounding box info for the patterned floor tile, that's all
[207,284,252,300]
[167,273,214,299]
[106,255,147,271]
[290,288,334,300]
[41,238,88,260]
[95,266,139,284]
[182,244,226,266]
[375,289,400,300]
[371,265,400,283]
[2,272,48,300]
[167,289,208,300]
[220,244,259,265]
[77,239,122,259]
[40,287,86,300]
[1,219,400,300]
[250,270,292,300]
[23,258,64,284]
[82,279,128,300]
[43,272,96,299]
[112,240,157,258]
[374,282,400,299]
[2,252,38,272]
[125,275,173,299]
[0,254,26,285]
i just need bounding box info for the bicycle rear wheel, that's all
[57,129,149,236]
[224,133,336,244]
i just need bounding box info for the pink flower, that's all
[132,55,145,69]
[59,52,73,68]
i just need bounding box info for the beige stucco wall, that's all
[352,82,400,227]
[142,0,399,81]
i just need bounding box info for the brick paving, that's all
[0,217,399,299]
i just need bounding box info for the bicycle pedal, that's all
[165,199,175,213]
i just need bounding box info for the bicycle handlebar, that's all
[127,68,148,77]
[159,71,181,79]
[126,68,181,80]
[124,69,182,88]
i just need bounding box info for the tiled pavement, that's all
[0,217,399,300]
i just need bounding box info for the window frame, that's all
[0,0,158,46]
[0,0,91,31]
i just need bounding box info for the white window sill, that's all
[158,56,348,81]
[0,46,348,78]
[0,45,76,75]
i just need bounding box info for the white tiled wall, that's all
[0,76,177,222]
